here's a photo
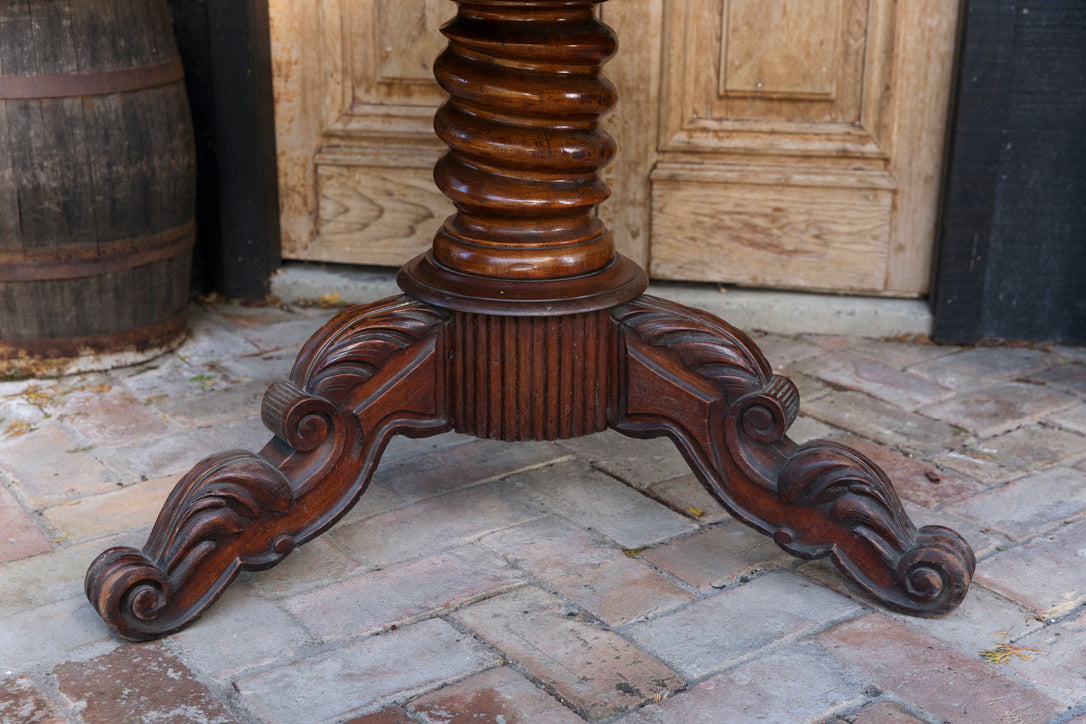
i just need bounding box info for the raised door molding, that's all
[660,0,893,159]
[270,0,452,264]
[640,0,960,295]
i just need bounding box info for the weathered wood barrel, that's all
[0,0,196,378]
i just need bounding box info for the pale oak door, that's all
[603,0,962,296]
[270,0,453,267]
[270,0,961,298]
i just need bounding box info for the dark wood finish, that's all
[88,297,450,640]
[449,310,615,441]
[397,0,646,314]
[87,0,974,641]
[0,0,195,376]
[933,0,1086,344]
[613,297,973,616]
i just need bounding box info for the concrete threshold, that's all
[269,262,932,339]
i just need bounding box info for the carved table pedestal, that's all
[86,0,974,641]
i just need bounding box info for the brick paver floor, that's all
[1,298,1084,723]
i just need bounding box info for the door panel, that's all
[271,0,960,296]
[270,0,452,265]
[650,165,894,291]
[607,0,960,295]
[663,0,886,148]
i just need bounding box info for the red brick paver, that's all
[456,586,684,721]
[646,473,730,523]
[639,521,792,592]
[1,297,1082,724]
[283,545,523,639]
[946,466,1086,541]
[234,618,497,723]
[1001,608,1086,706]
[0,676,68,724]
[620,645,867,724]
[409,666,583,724]
[838,700,928,723]
[804,390,963,455]
[0,424,122,508]
[329,479,542,567]
[935,425,1086,484]
[54,646,235,724]
[829,433,985,508]
[480,517,693,625]
[0,483,51,564]
[623,570,860,679]
[921,382,1077,437]
[814,614,1063,724]
[343,707,416,724]
[975,518,1086,616]
[794,352,954,410]
[910,347,1051,392]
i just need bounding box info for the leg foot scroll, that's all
[85,297,451,640]
[613,295,974,617]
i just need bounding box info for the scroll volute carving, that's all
[614,296,974,617]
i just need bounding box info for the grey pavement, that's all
[1,295,1084,723]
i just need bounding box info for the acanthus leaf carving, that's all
[294,296,450,400]
[85,297,452,641]
[613,295,771,402]
[616,294,975,617]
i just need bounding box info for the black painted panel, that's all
[934,0,1086,344]
[165,0,281,298]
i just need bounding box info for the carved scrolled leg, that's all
[613,296,975,617]
[85,297,451,640]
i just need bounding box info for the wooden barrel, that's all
[0,0,196,377]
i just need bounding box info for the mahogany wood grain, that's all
[397,0,647,314]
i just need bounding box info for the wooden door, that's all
[269,0,453,267]
[270,0,961,297]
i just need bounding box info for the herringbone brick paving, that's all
[1,298,1083,723]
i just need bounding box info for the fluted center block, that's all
[448,308,615,440]
[432,0,618,281]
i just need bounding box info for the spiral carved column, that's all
[398,0,646,314]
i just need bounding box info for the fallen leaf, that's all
[623,547,647,558]
[4,421,37,437]
[687,506,705,518]
[979,642,1042,665]
[22,384,63,407]
[75,383,112,394]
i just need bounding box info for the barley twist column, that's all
[398,0,646,314]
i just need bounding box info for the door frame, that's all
[167,0,281,298]
[931,0,1086,344]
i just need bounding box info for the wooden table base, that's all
[86,0,974,641]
